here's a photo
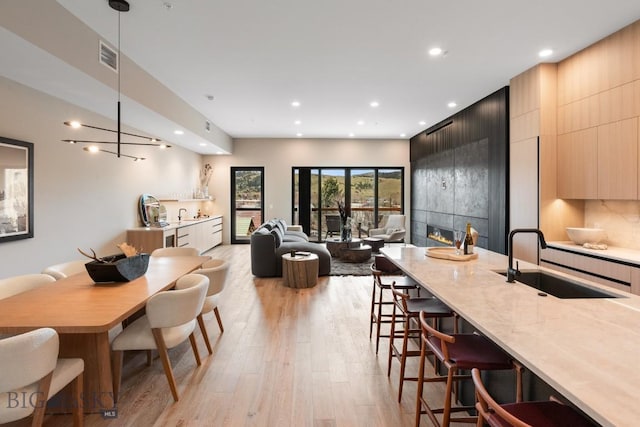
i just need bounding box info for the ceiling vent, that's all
[99,41,118,73]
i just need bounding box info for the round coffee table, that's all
[282,253,319,288]
[325,238,362,257]
[341,245,372,263]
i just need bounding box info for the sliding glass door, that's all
[293,167,403,242]
[231,167,264,244]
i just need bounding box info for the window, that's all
[293,167,404,242]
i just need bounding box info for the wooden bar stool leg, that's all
[369,281,377,339]
[387,302,397,377]
[397,314,412,402]
[375,285,386,354]
[415,336,427,427]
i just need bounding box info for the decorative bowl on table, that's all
[565,227,607,245]
[85,253,150,283]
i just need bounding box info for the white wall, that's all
[0,77,202,278]
[205,137,411,244]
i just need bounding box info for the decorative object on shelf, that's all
[60,0,170,161]
[198,163,213,198]
[79,243,149,282]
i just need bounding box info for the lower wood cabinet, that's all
[127,215,223,254]
[541,246,640,295]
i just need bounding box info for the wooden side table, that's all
[282,253,319,288]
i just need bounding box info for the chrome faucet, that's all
[507,228,547,283]
[178,208,187,221]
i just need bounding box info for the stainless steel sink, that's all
[497,270,624,299]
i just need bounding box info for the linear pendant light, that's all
[61,0,170,161]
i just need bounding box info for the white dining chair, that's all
[0,274,55,301]
[0,328,84,426]
[110,273,208,402]
[41,260,87,280]
[180,259,229,354]
[151,247,200,257]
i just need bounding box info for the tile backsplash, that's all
[584,200,640,249]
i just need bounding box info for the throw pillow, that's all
[270,227,283,247]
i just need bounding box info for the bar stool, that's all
[415,311,523,427]
[388,283,455,402]
[471,368,595,427]
[369,260,419,354]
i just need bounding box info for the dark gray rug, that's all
[329,256,373,276]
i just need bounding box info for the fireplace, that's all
[426,225,453,247]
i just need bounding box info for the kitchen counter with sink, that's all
[380,245,640,427]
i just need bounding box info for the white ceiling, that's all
[6,1,640,149]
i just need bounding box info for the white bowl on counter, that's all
[566,227,607,245]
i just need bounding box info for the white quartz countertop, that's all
[128,214,222,231]
[380,245,640,427]
[547,241,640,266]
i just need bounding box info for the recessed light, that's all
[349,133,355,138]
[296,132,303,137]
[291,100,301,107]
[539,48,553,58]
[419,121,426,126]
[199,143,207,147]
[370,101,379,108]
[174,130,184,135]
[294,120,301,125]
[400,133,406,138]
[429,47,443,56]
[448,102,457,108]
[87,145,99,153]
[68,120,81,128]
[357,120,365,126]
[159,143,168,149]
[216,151,224,155]
[205,94,214,101]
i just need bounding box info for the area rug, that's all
[329,256,373,276]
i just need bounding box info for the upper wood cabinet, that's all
[597,118,638,199]
[557,119,638,200]
[557,128,598,199]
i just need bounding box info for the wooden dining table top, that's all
[0,255,210,334]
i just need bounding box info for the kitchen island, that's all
[380,245,640,427]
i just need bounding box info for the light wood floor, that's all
[12,244,459,427]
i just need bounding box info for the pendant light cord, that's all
[117,8,121,157]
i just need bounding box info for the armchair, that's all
[369,214,406,242]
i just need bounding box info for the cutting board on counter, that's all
[425,247,478,261]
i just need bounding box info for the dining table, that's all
[0,255,210,413]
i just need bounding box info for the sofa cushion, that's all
[283,230,309,242]
[270,227,283,247]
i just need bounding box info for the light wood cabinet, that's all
[127,215,223,255]
[557,128,598,199]
[541,246,638,294]
[597,118,638,199]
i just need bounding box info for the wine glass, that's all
[453,230,463,254]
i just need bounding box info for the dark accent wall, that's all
[410,87,509,254]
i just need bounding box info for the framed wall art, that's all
[0,136,34,242]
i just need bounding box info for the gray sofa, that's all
[250,219,331,277]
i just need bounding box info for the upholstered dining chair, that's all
[41,260,87,280]
[369,214,406,242]
[0,274,55,300]
[183,259,230,354]
[151,247,200,257]
[111,273,208,402]
[471,368,594,427]
[0,328,84,427]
